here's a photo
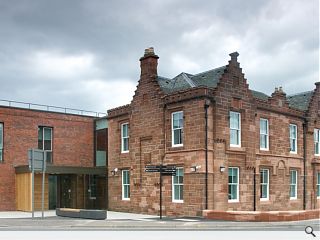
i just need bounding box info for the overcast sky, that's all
[0,0,318,114]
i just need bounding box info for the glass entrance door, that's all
[48,175,57,209]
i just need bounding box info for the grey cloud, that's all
[0,0,318,112]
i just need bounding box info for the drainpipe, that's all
[204,100,210,210]
[253,167,256,211]
[303,120,307,210]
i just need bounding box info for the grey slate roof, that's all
[190,66,226,88]
[251,90,269,101]
[157,66,226,94]
[157,66,312,112]
[287,91,314,111]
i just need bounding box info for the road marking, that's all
[174,219,199,222]
[134,218,155,222]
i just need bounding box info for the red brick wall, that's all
[0,107,95,210]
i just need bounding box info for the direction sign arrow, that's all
[162,172,176,176]
[145,169,160,172]
[145,165,161,169]
[162,169,176,172]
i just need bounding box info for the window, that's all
[38,127,52,163]
[172,111,183,147]
[230,111,241,147]
[317,172,320,198]
[121,123,129,153]
[289,124,297,153]
[228,167,239,202]
[315,129,320,156]
[0,123,3,162]
[88,175,97,200]
[260,169,269,200]
[122,170,130,200]
[172,167,184,202]
[260,119,269,150]
[290,170,297,199]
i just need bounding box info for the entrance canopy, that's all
[15,165,106,176]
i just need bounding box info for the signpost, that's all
[145,164,176,219]
[28,149,46,219]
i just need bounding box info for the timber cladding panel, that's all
[16,173,31,211]
[15,173,48,211]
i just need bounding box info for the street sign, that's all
[145,168,160,173]
[145,165,161,169]
[162,172,176,176]
[28,149,46,219]
[28,149,46,171]
[144,164,177,220]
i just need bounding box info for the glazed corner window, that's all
[38,127,52,163]
[317,172,320,198]
[260,169,269,200]
[314,129,320,156]
[122,170,130,200]
[228,167,239,202]
[0,123,3,162]
[289,124,297,153]
[121,123,129,153]
[290,170,297,199]
[230,111,241,147]
[172,111,183,147]
[260,118,269,150]
[172,167,184,202]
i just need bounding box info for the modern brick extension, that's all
[107,48,320,217]
[0,106,107,211]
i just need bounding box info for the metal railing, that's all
[0,99,107,117]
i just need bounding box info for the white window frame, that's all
[290,170,298,200]
[260,169,269,201]
[0,123,3,162]
[260,118,269,150]
[122,170,130,200]
[314,129,320,156]
[228,167,239,202]
[121,123,129,153]
[289,124,297,154]
[172,111,183,147]
[230,111,241,147]
[317,172,320,199]
[172,167,184,203]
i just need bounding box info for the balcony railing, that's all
[0,99,107,118]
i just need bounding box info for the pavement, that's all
[0,210,318,231]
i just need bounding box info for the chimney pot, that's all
[229,52,239,62]
[144,47,155,56]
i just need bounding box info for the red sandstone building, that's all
[0,103,107,211]
[107,48,320,217]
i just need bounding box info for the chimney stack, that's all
[229,52,239,65]
[140,47,159,77]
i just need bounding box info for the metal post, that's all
[41,152,46,219]
[160,164,162,220]
[31,149,34,219]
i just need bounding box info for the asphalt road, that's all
[0,216,318,231]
